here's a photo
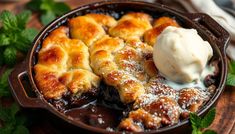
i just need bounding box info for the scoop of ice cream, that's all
[153,26,213,83]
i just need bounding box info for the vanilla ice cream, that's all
[153,26,213,83]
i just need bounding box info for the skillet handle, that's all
[184,13,230,54]
[8,61,46,109]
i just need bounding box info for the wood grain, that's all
[0,0,235,133]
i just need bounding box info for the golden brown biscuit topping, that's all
[34,12,217,132]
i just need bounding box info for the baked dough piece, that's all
[109,12,152,40]
[178,88,209,112]
[85,13,117,28]
[34,64,67,99]
[144,76,176,98]
[120,96,180,132]
[143,96,180,125]
[119,109,161,132]
[144,16,180,46]
[59,69,100,94]
[90,35,124,75]
[34,26,100,99]
[69,16,105,47]
[125,38,157,77]
[90,35,149,103]
[69,14,117,47]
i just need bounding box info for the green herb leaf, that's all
[190,113,201,128]
[13,125,29,134]
[53,2,70,16]
[0,49,3,65]
[192,128,202,134]
[0,9,32,134]
[0,10,38,65]
[0,103,19,122]
[203,130,217,134]
[190,108,217,134]
[228,60,235,74]
[40,0,55,12]
[201,108,216,128]
[0,68,12,97]
[26,0,70,25]
[9,103,20,118]
[226,73,235,86]
[0,10,18,31]
[40,11,56,26]
[0,103,28,134]
[22,28,38,42]
[26,0,42,11]
[15,115,27,126]
[13,28,38,52]
[3,47,17,65]
[16,10,32,29]
[227,60,235,86]
[0,125,14,134]
[0,34,10,46]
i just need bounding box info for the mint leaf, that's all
[192,126,202,134]
[0,69,12,85]
[40,11,56,26]
[201,108,216,128]
[14,28,38,52]
[190,113,201,128]
[228,60,235,74]
[0,103,28,134]
[26,0,42,11]
[53,2,70,16]
[9,103,20,118]
[27,0,70,26]
[0,49,3,65]
[0,68,13,97]
[0,106,11,121]
[0,10,38,65]
[190,108,217,134]
[226,73,235,86]
[227,60,235,86]
[13,125,29,134]
[203,130,217,134]
[0,103,19,122]
[0,34,10,46]
[15,115,27,126]
[14,29,38,52]
[16,10,31,29]
[3,47,17,65]
[0,10,31,134]
[0,124,14,134]
[0,10,18,31]
[21,28,38,42]
[40,0,54,11]
[14,40,30,53]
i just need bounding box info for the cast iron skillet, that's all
[8,0,230,133]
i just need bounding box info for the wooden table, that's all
[0,0,235,133]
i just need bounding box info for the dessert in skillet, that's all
[34,12,219,132]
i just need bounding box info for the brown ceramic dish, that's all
[8,0,229,133]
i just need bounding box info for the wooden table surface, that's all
[0,0,235,134]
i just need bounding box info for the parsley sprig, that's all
[190,108,217,134]
[0,10,38,66]
[26,0,70,26]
